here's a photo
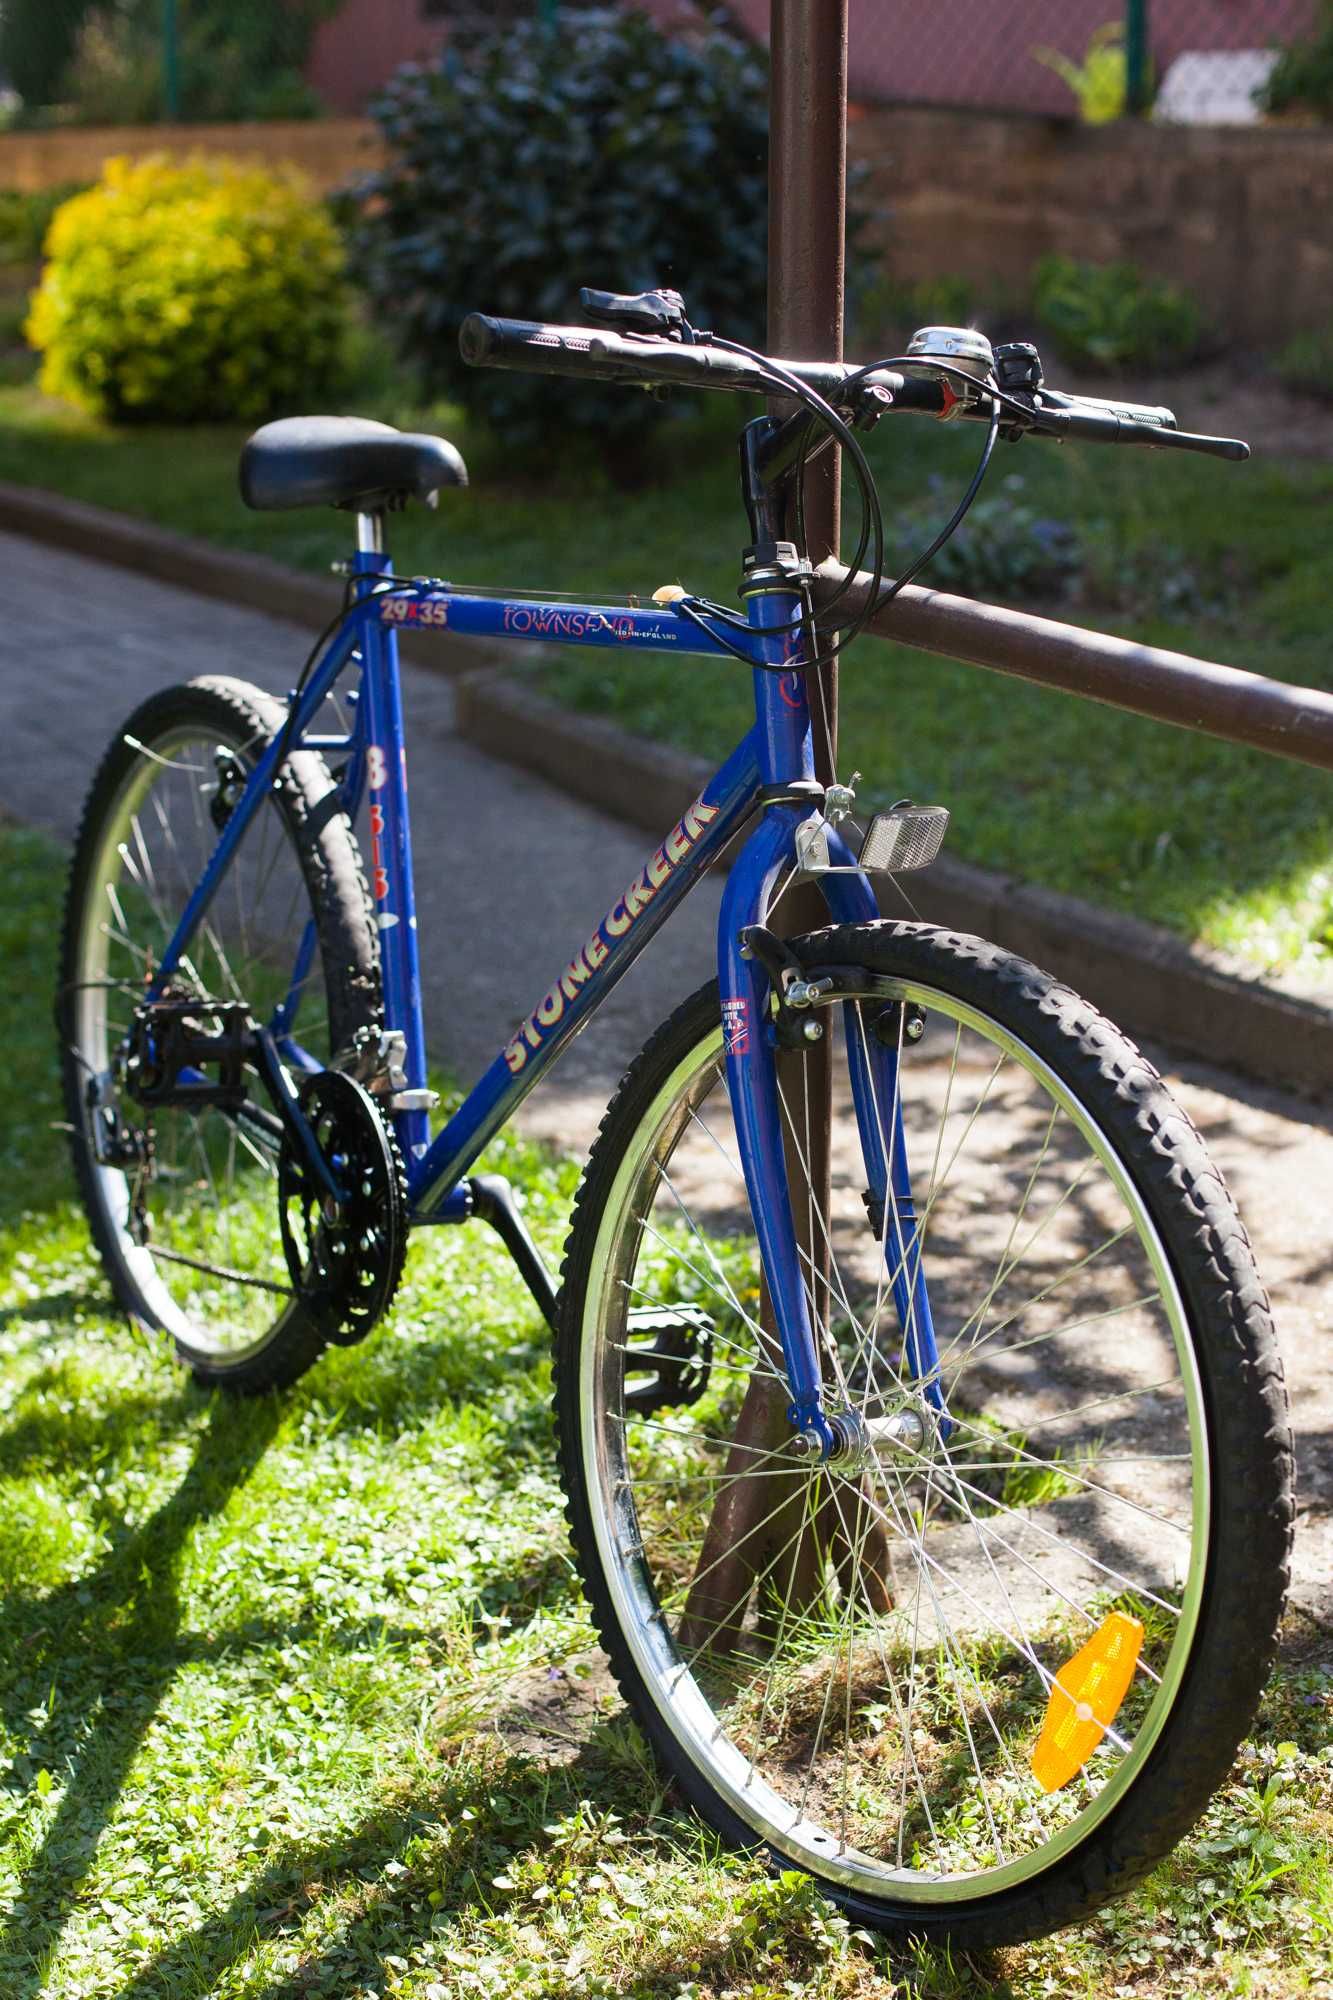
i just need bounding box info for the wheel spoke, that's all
[65,708,369,1371]
[564,953,1242,1907]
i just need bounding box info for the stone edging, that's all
[0,480,505,676]
[4,477,1328,1097]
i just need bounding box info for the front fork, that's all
[717,600,945,1460]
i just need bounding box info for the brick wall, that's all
[2,105,1328,350]
[0,119,385,196]
[850,106,1333,346]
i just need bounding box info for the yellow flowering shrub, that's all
[26,153,349,424]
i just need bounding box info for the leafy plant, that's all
[1034,21,1134,124]
[1273,327,1333,402]
[895,473,1083,602]
[353,6,770,453]
[1032,254,1205,372]
[0,185,86,267]
[0,0,94,110]
[25,154,349,423]
[0,0,334,120]
[61,0,335,123]
[1262,0,1333,119]
[854,272,977,351]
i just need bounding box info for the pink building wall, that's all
[308,1,1316,117]
[306,0,447,112]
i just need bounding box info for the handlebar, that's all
[458,310,1250,462]
[460,309,914,401]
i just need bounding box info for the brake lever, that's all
[579,286,694,342]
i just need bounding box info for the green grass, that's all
[2,338,1332,975]
[2,823,1331,1997]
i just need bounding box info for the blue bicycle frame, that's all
[148,529,943,1454]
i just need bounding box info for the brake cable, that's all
[675,333,1010,673]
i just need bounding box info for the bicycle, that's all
[57,288,1293,1947]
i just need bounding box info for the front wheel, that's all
[555,921,1292,1946]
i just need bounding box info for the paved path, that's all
[1,531,1328,1619]
[0,531,722,1132]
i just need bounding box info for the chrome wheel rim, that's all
[577,984,1209,1901]
[70,722,331,1360]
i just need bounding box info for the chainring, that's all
[277,1070,408,1345]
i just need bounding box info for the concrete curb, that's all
[456,670,1333,1101]
[0,480,506,676]
[6,478,1329,1097]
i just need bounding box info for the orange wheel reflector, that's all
[1031,1611,1144,1794]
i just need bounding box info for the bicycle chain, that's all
[277,1070,408,1345]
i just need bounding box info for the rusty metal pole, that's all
[809,561,1333,775]
[767,0,853,1608]
[769,0,848,713]
[682,2,857,1652]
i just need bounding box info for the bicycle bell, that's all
[903,325,995,382]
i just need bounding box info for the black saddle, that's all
[239,416,468,513]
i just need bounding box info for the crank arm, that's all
[228,1097,285,1155]
[251,1030,345,1203]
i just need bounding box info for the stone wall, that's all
[850,106,1333,347]
[0,119,384,196]
[2,106,1329,348]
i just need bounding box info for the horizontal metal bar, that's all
[811,559,1333,774]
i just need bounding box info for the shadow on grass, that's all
[0,1388,287,2000]
[90,1714,1017,2000]
[0,1288,111,1336]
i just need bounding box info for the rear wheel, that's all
[555,921,1292,1945]
[58,675,381,1392]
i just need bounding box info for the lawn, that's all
[1,350,1333,981]
[1,821,1331,1999]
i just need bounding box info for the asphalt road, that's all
[2,529,1327,1621]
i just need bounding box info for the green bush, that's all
[1032,255,1204,372]
[0,0,91,109]
[0,184,87,267]
[354,5,770,449]
[853,272,977,351]
[1033,21,1133,124]
[0,0,334,119]
[1262,1,1333,119]
[61,0,334,124]
[26,154,349,424]
[894,473,1084,601]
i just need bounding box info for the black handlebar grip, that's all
[458,312,501,365]
[1035,401,1249,460]
[459,312,589,370]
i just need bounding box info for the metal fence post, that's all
[769,0,849,1335]
[682,1,858,1639]
[1125,0,1151,115]
[162,0,181,120]
[766,0,864,1595]
[769,0,848,756]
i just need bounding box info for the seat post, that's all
[355,511,385,557]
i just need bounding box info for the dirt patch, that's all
[492,1656,621,1766]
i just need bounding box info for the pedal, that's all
[623,1304,714,1415]
[124,997,252,1110]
